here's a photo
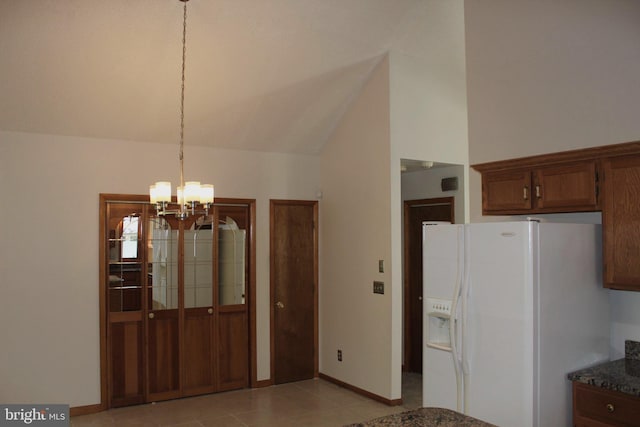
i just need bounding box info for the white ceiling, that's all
[0,0,439,155]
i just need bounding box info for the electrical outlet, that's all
[337,349,342,361]
[373,281,384,294]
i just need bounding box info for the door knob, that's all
[418,296,423,301]
[276,301,284,309]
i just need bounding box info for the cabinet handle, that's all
[148,312,155,319]
[208,308,213,314]
[606,403,615,413]
[523,186,528,200]
[535,185,541,198]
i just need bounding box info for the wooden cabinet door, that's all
[603,155,640,291]
[534,161,598,211]
[482,169,532,213]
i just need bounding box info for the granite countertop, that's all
[344,408,496,427]
[567,339,640,398]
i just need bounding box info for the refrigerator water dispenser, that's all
[425,297,453,351]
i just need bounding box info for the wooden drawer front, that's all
[574,382,640,426]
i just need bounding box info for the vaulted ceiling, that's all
[0,0,443,155]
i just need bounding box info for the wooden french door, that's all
[270,200,318,384]
[101,195,254,408]
[403,197,454,373]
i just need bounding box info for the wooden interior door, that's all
[216,205,250,391]
[105,201,146,408]
[270,200,318,384]
[102,195,256,409]
[404,198,454,373]
[182,214,216,396]
[146,214,181,402]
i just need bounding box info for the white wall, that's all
[389,0,468,399]
[0,130,320,407]
[319,55,392,399]
[464,0,640,357]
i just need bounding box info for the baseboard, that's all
[318,373,402,406]
[254,379,273,388]
[70,403,105,417]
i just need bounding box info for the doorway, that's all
[270,200,318,384]
[403,197,454,373]
[100,195,256,408]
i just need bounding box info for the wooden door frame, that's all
[269,199,319,383]
[402,197,454,371]
[99,194,257,411]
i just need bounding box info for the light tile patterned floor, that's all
[71,373,422,427]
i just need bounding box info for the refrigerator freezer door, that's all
[423,224,464,410]
[463,222,535,427]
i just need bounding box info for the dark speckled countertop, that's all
[344,408,496,427]
[568,340,640,397]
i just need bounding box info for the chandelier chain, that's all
[149,0,213,218]
[179,0,188,191]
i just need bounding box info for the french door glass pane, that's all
[184,215,214,308]
[218,215,246,305]
[148,216,178,310]
[108,205,143,312]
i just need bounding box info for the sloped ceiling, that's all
[0,0,441,155]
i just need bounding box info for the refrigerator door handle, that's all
[448,226,465,413]
[459,226,473,415]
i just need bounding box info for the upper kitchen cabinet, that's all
[474,140,640,292]
[602,155,640,291]
[475,157,599,215]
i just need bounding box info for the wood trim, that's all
[402,197,454,371]
[253,379,273,388]
[318,373,403,406]
[98,194,108,411]
[70,403,105,417]
[472,140,640,173]
[248,199,258,388]
[269,199,320,382]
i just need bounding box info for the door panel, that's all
[183,216,216,395]
[183,307,214,394]
[106,203,145,407]
[147,215,181,400]
[216,206,250,390]
[109,313,144,407]
[218,308,248,390]
[404,198,454,373]
[271,200,318,384]
[147,310,180,399]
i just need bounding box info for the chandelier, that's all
[149,0,214,220]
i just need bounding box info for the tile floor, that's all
[71,373,423,427]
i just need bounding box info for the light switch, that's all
[378,260,384,273]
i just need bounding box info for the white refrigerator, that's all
[422,220,610,427]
